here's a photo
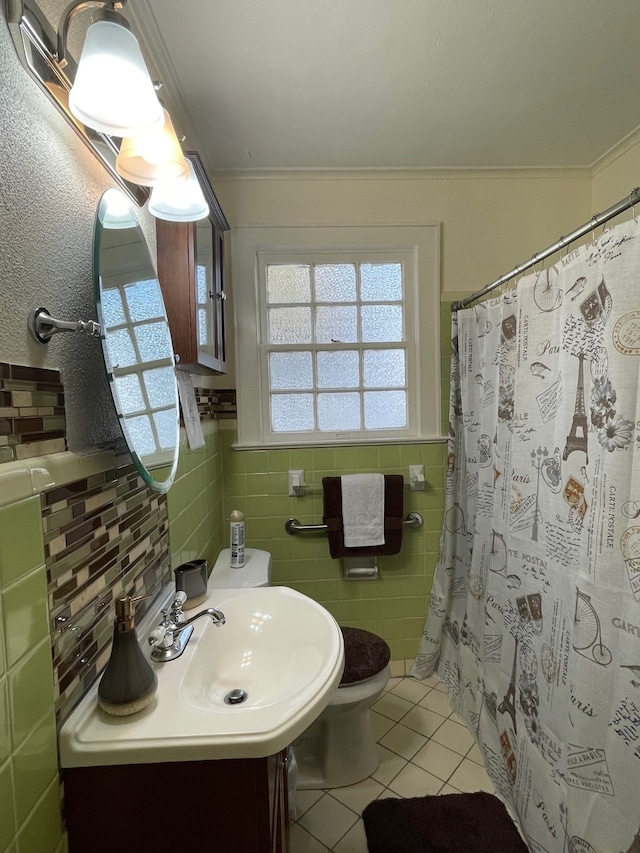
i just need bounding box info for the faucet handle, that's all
[148,626,168,648]
[173,591,188,608]
[171,590,188,623]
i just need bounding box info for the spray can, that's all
[230,509,246,568]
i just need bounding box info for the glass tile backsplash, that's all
[0,362,66,462]
[44,462,171,723]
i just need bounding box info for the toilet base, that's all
[295,708,380,789]
[293,664,390,790]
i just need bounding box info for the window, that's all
[100,277,178,463]
[232,225,441,446]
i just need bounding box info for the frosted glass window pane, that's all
[134,321,172,362]
[142,367,177,407]
[196,264,207,304]
[101,288,126,328]
[267,265,311,304]
[125,280,164,321]
[105,328,137,367]
[198,308,209,346]
[112,374,145,414]
[364,391,406,429]
[271,394,314,431]
[124,415,156,456]
[317,351,359,388]
[269,352,313,389]
[269,307,312,343]
[153,409,178,450]
[363,349,405,388]
[318,393,361,431]
[314,265,356,302]
[361,263,402,301]
[315,306,357,343]
[361,305,403,342]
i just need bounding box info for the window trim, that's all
[231,224,442,447]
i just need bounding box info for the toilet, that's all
[293,626,390,789]
[208,547,272,590]
[208,547,391,790]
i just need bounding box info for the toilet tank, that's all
[208,548,272,590]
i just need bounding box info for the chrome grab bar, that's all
[285,512,423,536]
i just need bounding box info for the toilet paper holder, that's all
[343,556,378,580]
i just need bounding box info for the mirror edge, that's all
[93,189,180,494]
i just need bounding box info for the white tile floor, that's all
[291,673,496,853]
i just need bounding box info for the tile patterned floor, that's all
[290,673,496,853]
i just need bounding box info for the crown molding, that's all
[210,165,590,182]
[590,123,640,177]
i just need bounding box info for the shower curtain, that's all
[414,216,640,853]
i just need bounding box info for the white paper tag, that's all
[176,371,205,450]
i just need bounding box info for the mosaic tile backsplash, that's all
[190,386,237,421]
[44,461,171,723]
[0,362,66,463]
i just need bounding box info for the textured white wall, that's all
[0,7,156,452]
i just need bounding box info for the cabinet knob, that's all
[174,353,181,363]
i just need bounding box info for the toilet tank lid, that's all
[208,548,272,589]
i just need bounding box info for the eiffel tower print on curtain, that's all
[563,351,588,464]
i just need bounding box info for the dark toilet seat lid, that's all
[339,627,391,686]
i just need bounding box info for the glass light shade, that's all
[116,110,189,186]
[98,188,138,229]
[148,161,210,222]
[68,19,164,137]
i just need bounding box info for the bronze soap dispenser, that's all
[98,595,157,716]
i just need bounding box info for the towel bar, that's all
[285,512,423,536]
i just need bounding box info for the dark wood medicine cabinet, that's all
[156,152,230,374]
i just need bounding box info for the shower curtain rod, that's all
[451,185,640,311]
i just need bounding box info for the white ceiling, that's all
[130,0,640,173]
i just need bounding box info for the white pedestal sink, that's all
[59,586,345,767]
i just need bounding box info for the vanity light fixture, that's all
[115,109,189,186]
[7,0,162,203]
[148,160,210,222]
[8,0,211,221]
[65,1,163,138]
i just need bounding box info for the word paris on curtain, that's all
[415,217,640,853]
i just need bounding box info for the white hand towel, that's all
[341,473,385,548]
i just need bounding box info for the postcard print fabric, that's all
[414,217,640,853]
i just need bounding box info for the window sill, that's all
[231,435,446,451]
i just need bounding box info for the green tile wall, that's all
[167,427,225,574]
[0,497,65,853]
[220,430,446,661]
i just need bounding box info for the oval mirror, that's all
[94,189,180,493]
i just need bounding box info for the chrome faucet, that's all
[149,591,225,662]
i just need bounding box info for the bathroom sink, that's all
[182,586,340,720]
[59,586,344,766]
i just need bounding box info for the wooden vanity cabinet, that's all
[156,153,230,374]
[64,750,289,852]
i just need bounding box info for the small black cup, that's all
[174,559,208,609]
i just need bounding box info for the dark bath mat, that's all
[362,791,528,853]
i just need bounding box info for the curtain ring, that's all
[559,234,568,259]
[532,253,544,281]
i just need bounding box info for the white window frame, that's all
[231,225,441,447]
